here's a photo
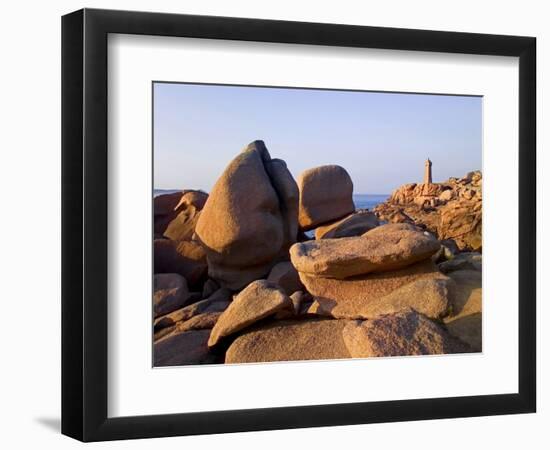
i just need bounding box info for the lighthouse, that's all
[424,158,432,184]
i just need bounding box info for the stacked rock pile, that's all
[152,141,481,366]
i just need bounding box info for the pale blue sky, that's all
[153,83,481,194]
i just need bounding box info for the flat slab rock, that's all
[343,310,472,358]
[225,319,355,364]
[300,259,449,314]
[208,280,292,347]
[290,224,440,279]
[308,276,452,320]
[154,288,232,330]
[154,329,217,366]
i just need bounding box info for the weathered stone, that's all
[444,270,482,351]
[299,259,448,306]
[154,191,183,216]
[343,310,471,358]
[297,165,355,230]
[154,329,216,366]
[174,190,209,211]
[439,252,482,274]
[154,191,184,234]
[153,273,191,318]
[308,277,452,320]
[265,158,300,254]
[195,141,298,290]
[225,319,354,363]
[163,207,201,241]
[439,189,454,202]
[274,290,305,319]
[315,211,380,239]
[438,200,482,251]
[175,312,222,333]
[290,225,440,279]
[208,280,292,346]
[154,239,207,286]
[364,222,419,235]
[267,261,303,295]
[154,288,232,330]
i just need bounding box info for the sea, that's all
[154,190,389,211]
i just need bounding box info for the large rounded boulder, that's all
[195,141,298,290]
[297,165,355,230]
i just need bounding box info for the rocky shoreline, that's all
[153,140,482,366]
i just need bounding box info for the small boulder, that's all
[174,190,209,211]
[154,191,184,234]
[208,280,292,346]
[163,207,201,242]
[154,329,217,366]
[267,261,303,295]
[297,165,355,230]
[274,291,305,319]
[154,239,207,286]
[315,211,380,239]
[290,225,440,279]
[299,259,448,307]
[308,277,452,320]
[225,319,354,363]
[154,191,184,216]
[342,310,471,358]
[153,273,191,318]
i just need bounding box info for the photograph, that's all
[152,83,483,366]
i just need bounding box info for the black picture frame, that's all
[61,8,536,442]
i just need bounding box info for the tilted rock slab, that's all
[290,224,440,279]
[225,319,354,363]
[297,165,355,231]
[208,280,292,347]
[195,141,299,290]
[154,288,232,330]
[342,309,471,358]
[314,210,380,239]
[308,277,453,320]
[299,259,449,314]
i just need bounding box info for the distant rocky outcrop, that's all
[375,171,482,251]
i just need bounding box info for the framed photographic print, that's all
[61,8,536,441]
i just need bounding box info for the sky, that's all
[153,82,481,194]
